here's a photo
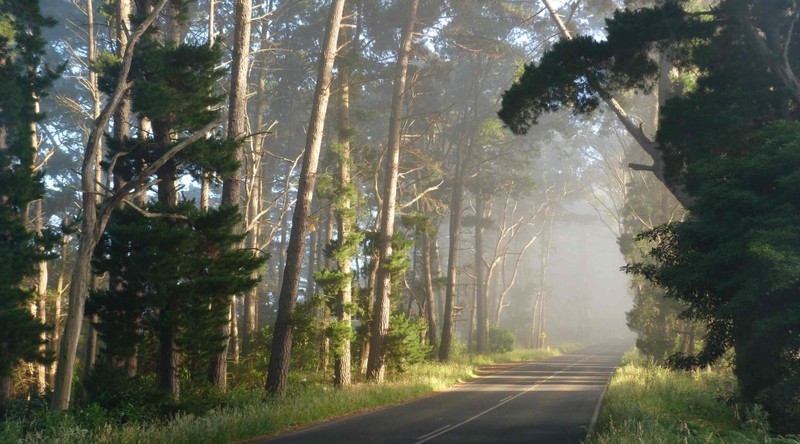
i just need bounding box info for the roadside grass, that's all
[0,345,576,444]
[589,350,800,444]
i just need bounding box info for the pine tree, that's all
[0,0,58,400]
[90,3,262,398]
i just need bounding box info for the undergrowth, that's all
[589,350,800,444]
[0,346,575,443]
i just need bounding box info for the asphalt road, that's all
[256,341,629,444]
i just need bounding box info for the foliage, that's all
[590,350,797,443]
[0,0,58,386]
[385,313,430,372]
[499,0,800,432]
[88,203,264,383]
[629,123,800,433]
[488,327,515,353]
[0,346,570,443]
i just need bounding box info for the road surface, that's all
[256,341,628,444]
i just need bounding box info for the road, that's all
[256,341,628,444]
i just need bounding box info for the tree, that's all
[51,0,221,410]
[0,1,58,400]
[266,0,346,397]
[498,0,800,432]
[210,0,253,393]
[366,0,419,382]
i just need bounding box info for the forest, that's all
[1,0,799,442]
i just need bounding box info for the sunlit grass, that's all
[589,350,800,444]
[0,345,577,444]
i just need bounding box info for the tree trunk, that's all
[48,234,69,386]
[421,229,438,352]
[360,255,378,374]
[157,322,180,397]
[439,139,467,362]
[366,0,418,382]
[32,123,47,395]
[84,314,98,379]
[265,0,346,396]
[318,207,334,374]
[221,0,252,206]
[153,3,183,399]
[208,0,254,391]
[474,197,488,354]
[242,178,260,351]
[534,218,552,348]
[230,298,239,363]
[307,226,318,298]
[199,0,215,210]
[245,7,274,340]
[334,56,353,386]
[1,376,12,401]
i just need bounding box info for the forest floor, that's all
[588,350,800,444]
[0,346,580,444]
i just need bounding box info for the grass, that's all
[0,345,578,444]
[588,350,800,444]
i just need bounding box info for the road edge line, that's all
[585,368,614,442]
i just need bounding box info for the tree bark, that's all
[48,233,69,386]
[265,0,346,396]
[208,0,253,391]
[421,229,438,352]
[334,59,353,386]
[221,0,252,206]
[439,136,467,362]
[1,376,12,401]
[366,0,419,382]
[359,255,378,374]
[474,197,488,354]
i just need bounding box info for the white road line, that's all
[416,425,452,441]
[498,395,514,404]
[413,354,598,444]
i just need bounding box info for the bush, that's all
[488,328,515,353]
[385,313,430,372]
[83,360,168,423]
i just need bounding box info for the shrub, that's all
[488,327,515,353]
[385,313,430,372]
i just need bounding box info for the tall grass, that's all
[589,350,800,444]
[0,346,574,443]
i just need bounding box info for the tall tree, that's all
[500,0,800,432]
[210,0,253,392]
[51,0,220,410]
[366,0,419,382]
[332,8,359,386]
[265,0,347,396]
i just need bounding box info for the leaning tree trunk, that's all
[366,0,419,382]
[265,0,346,396]
[82,0,104,382]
